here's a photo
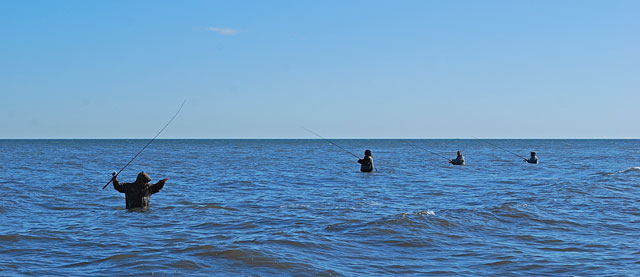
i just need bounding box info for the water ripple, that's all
[0,139,638,275]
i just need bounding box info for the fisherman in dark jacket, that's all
[449,151,465,165]
[358,150,375,172]
[112,171,168,209]
[525,151,538,164]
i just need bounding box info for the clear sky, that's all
[1,0,638,139]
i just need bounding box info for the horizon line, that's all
[1,137,639,140]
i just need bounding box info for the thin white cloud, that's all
[206,27,238,36]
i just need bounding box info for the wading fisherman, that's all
[449,151,465,165]
[358,150,375,172]
[525,151,538,164]
[112,171,168,209]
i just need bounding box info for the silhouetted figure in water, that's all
[525,151,538,164]
[112,171,168,209]
[449,151,465,165]
[358,150,375,172]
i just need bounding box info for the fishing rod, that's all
[302,127,359,158]
[102,99,186,190]
[406,141,451,162]
[302,127,379,172]
[472,136,526,160]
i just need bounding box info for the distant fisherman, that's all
[112,171,168,209]
[358,150,375,172]
[449,151,465,165]
[525,152,538,164]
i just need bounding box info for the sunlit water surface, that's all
[0,139,639,275]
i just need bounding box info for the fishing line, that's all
[406,141,451,162]
[102,99,186,190]
[472,136,526,160]
[302,127,359,158]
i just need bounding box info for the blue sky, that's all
[1,0,638,138]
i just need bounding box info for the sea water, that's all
[0,139,638,275]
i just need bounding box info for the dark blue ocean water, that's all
[0,139,639,275]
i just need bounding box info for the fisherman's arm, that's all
[112,176,126,193]
[150,178,169,194]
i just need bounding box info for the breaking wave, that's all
[607,166,640,175]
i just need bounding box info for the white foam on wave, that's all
[416,210,436,216]
[608,166,640,176]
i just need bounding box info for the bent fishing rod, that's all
[472,136,526,160]
[102,99,186,189]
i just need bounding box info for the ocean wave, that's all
[0,234,20,242]
[166,259,205,270]
[194,203,238,211]
[48,206,79,211]
[326,210,449,236]
[62,254,139,268]
[607,166,640,176]
[531,217,584,228]
[514,234,564,244]
[3,140,640,275]
[539,246,592,252]
[416,210,436,216]
[54,161,83,168]
[177,200,193,205]
[190,247,296,270]
[488,203,584,229]
[0,233,64,242]
[194,247,339,275]
[489,203,534,221]
[0,179,23,185]
[217,180,256,187]
[15,165,49,173]
[484,259,515,266]
[233,238,329,251]
[279,203,310,209]
[193,222,225,229]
